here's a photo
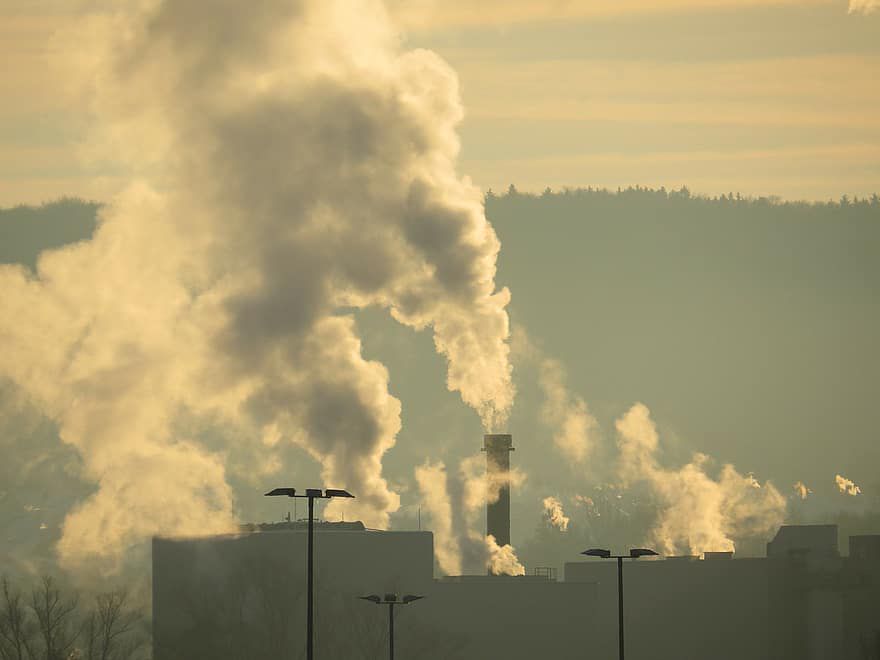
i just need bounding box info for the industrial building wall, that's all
[152,529,599,660]
[841,555,880,660]
[564,558,771,660]
[152,530,434,660]
[399,579,599,660]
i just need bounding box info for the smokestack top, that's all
[483,434,514,451]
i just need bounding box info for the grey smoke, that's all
[0,0,514,572]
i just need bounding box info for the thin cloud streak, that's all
[849,0,879,13]
[390,0,835,30]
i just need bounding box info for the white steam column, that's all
[483,433,514,575]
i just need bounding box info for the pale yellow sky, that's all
[1,0,878,205]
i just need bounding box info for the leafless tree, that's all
[30,576,79,660]
[0,577,36,660]
[0,577,144,660]
[80,590,143,660]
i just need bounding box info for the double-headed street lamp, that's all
[581,547,658,660]
[358,593,424,660]
[265,487,354,660]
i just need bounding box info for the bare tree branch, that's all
[30,576,78,660]
[0,576,36,660]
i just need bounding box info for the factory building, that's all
[151,434,880,658]
[564,524,880,660]
[153,521,880,659]
[565,551,771,659]
[152,522,598,659]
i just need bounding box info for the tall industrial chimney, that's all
[483,433,514,573]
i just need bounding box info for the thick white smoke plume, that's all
[542,496,569,532]
[415,455,526,576]
[0,0,514,572]
[835,474,862,496]
[849,0,879,14]
[513,328,597,463]
[615,403,786,556]
[793,481,811,500]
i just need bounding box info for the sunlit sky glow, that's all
[1,0,878,205]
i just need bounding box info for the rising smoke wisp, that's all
[512,328,597,464]
[835,474,862,496]
[615,403,786,556]
[793,481,811,500]
[0,0,514,572]
[414,461,462,575]
[542,496,570,532]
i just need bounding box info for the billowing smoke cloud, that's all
[0,0,514,571]
[415,454,526,575]
[792,481,811,500]
[835,474,862,496]
[615,403,786,556]
[485,534,525,575]
[542,496,569,532]
[848,0,879,14]
[513,328,597,463]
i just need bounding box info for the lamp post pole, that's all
[358,594,424,660]
[581,547,658,660]
[617,556,624,660]
[388,600,394,660]
[265,487,354,660]
[307,494,315,660]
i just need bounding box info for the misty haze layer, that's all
[0,0,515,572]
[4,190,879,575]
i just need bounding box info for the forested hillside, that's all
[2,189,878,573]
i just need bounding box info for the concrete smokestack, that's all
[483,434,514,571]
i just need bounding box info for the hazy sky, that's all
[2,0,878,207]
[1,1,878,578]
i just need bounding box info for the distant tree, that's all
[30,576,79,660]
[80,590,142,660]
[0,577,144,660]
[0,577,35,660]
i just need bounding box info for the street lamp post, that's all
[358,593,424,660]
[581,547,658,660]
[265,487,354,660]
